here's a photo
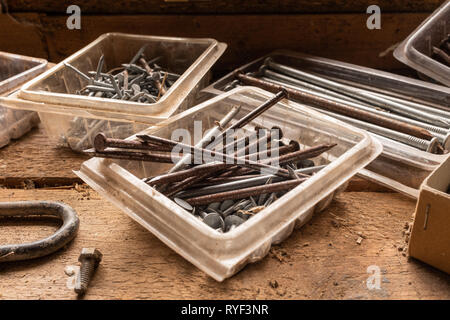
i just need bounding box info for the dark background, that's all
[0,0,445,78]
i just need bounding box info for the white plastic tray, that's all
[76,87,382,281]
[394,1,450,86]
[0,52,47,148]
[0,33,226,151]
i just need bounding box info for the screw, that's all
[75,248,102,296]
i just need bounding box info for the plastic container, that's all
[0,33,226,151]
[76,87,382,281]
[394,1,450,86]
[0,52,47,148]
[200,50,450,199]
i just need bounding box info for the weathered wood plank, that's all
[0,126,87,187]
[0,13,48,59]
[0,189,448,299]
[0,13,430,74]
[4,0,444,14]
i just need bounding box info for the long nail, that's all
[185,178,307,206]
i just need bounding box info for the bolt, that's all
[75,248,102,296]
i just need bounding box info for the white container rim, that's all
[18,32,227,118]
[0,51,48,95]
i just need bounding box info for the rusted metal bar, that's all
[84,149,179,163]
[235,72,435,141]
[93,133,172,152]
[204,90,287,151]
[185,178,308,206]
[169,106,240,173]
[137,134,292,178]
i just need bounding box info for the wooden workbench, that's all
[0,127,449,300]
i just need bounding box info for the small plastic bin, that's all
[200,50,450,199]
[76,87,382,281]
[0,52,47,148]
[0,33,226,151]
[394,1,450,86]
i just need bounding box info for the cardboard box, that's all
[409,154,450,274]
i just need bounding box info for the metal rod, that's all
[260,73,449,145]
[84,149,181,163]
[185,178,308,206]
[169,106,241,173]
[235,72,435,141]
[204,90,287,151]
[313,108,440,153]
[264,58,450,128]
[177,165,325,198]
[137,134,293,178]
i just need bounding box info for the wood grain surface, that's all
[0,189,448,299]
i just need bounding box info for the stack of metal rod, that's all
[227,58,450,154]
[84,91,337,232]
[65,45,180,103]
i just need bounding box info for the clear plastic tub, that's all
[394,1,450,86]
[0,33,226,151]
[0,52,47,148]
[200,50,450,199]
[75,87,382,281]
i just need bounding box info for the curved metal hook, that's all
[0,201,79,262]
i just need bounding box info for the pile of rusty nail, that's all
[225,58,450,154]
[432,34,450,66]
[65,46,180,103]
[85,91,337,232]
